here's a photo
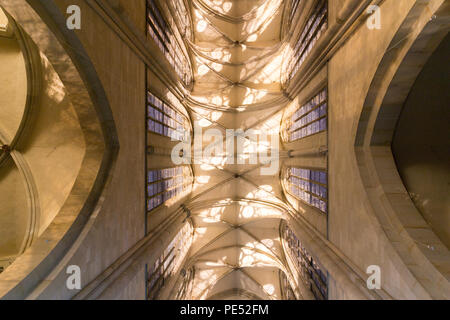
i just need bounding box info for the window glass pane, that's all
[282,223,328,300]
[146,222,193,300]
[286,167,328,214]
[282,0,327,85]
[284,88,328,142]
[147,0,192,86]
[147,91,190,141]
[147,166,193,213]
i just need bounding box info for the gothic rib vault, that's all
[177,0,292,300]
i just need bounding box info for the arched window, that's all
[147,0,193,87]
[280,270,296,300]
[175,267,195,300]
[147,166,193,212]
[281,87,327,142]
[282,0,327,85]
[146,222,193,300]
[147,91,191,141]
[283,167,328,214]
[281,223,328,300]
[168,0,192,40]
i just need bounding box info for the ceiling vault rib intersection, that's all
[192,0,266,23]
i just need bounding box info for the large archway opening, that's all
[355,0,450,299]
[392,33,450,248]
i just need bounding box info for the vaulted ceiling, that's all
[181,0,293,300]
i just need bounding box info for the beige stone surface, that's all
[0,0,448,301]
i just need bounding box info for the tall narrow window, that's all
[282,87,327,142]
[147,0,193,86]
[168,0,192,39]
[146,222,193,300]
[282,0,327,85]
[285,167,328,214]
[147,91,190,141]
[147,166,193,212]
[280,270,296,300]
[282,223,328,300]
[175,267,195,300]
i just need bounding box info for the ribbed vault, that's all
[178,0,294,300]
[0,9,87,271]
